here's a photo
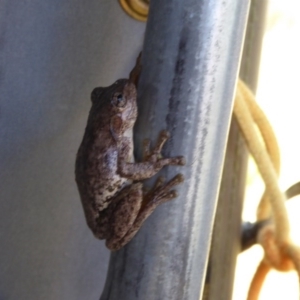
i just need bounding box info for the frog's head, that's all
[90,79,138,137]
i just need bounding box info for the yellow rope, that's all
[238,80,281,221]
[234,79,290,242]
[235,79,300,300]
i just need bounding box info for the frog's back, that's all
[75,78,135,211]
[75,132,127,211]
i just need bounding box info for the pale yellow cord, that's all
[234,79,290,243]
[235,79,300,300]
[238,80,281,221]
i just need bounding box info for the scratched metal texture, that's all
[205,1,269,299]
[0,1,145,299]
[101,1,250,300]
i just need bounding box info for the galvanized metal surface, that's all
[240,0,269,92]
[101,1,250,300]
[206,1,268,299]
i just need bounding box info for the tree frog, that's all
[75,58,185,251]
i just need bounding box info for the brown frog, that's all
[75,58,185,251]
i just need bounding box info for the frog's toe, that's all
[174,173,185,183]
[153,176,165,190]
[178,156,186,166]
[160,130,170,140]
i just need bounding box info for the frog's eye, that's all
[112,92,127,108]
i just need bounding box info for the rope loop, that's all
[258,224,294,272]
[235,79,300,300]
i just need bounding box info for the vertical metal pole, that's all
[205,1,268,299]
[101,1,250,300]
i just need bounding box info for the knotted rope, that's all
[234,79,300,300]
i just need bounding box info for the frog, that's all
[75,56,185,251]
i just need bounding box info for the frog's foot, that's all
[148,173,184,204]
[107,174,184,251]
[143,131,186,166]
[152,130,170,156]
[143,130,169,160]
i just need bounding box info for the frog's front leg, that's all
[118,130,185,180]
[106,174,184,251]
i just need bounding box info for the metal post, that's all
[101,1,250,300]
[205,1,268,299]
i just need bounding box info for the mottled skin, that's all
[75,75,185,251]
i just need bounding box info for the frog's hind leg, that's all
[106,182,144,250]
[107,174,184,251]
